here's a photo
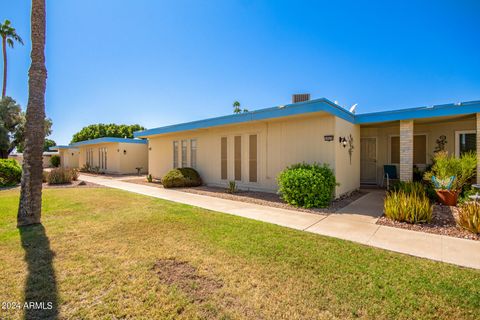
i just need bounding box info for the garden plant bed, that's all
[177,186,366,214]
[43,180,104,189]
[377,205,480,241]
[122,179,366,213]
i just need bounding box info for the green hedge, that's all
[277,163,337,208]
[162,168,202,188]
[50,155,61,167]
[0,159,22,187]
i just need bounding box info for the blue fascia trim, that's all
[69,137,147,148]
[134,98,354,138]
[49,146,79,151]
[355,100,480,124]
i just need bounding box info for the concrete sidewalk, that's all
[80,174,480,269]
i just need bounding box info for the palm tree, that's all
[233,101,241,114]
[17,0,47,227]
[0,20,23,98]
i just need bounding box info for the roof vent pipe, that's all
[292,93,310,104]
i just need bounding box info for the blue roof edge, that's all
[355,100,480,124]
[134,98,354,138]
[69,137,147,148]
[134,99,480,138]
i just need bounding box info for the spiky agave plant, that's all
[384,188,432,224]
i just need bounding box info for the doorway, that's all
[361,137,377,184]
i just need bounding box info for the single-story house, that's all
[134,95,480,197]
[8,151,60,168]
[69,137,148,174]
[49,146,80,168]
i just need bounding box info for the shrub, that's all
[42,170,49,183]
[277,163,337,208]
[50,155,61,167]
[227,181,237,194]
[384,183,432,223]
[162,167,202,188]
[71,169,79,181]
[424,151,476,192]
[47,168,73,185]
[457,202,480,234]
[0,159,22,187]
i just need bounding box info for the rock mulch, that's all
[377,205,479,241]
[43,180,104,189]
[124,179,366,214]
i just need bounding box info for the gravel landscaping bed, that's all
[43,180,104,189]
[377,205,480,241]
[124,179,367,214]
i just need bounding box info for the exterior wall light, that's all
[123,150,127,155]
[339,137,347,148]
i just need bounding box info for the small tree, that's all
[50,155,60,167]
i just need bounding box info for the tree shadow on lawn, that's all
[19,224,58,320]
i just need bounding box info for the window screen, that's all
[249,135,257,182]
[221,137,227,180]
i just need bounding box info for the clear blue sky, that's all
[3,0,480,144]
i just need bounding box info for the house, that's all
[49,146,80,168]
[134,95,480,197]
[8,151,60,168]
[69,137,148,174]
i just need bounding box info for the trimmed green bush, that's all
[162,167,202,188]
[457,202,480,234]
[277,163,337,208]
[384,182,432,223]
[0,159,22,187]
[50,154,61,167]
[47,168,73,185]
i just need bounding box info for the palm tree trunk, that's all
[17,0,47,227]
[2,35,7,98]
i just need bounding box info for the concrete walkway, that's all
[80,174,480,269]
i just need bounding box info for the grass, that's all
[0,188,479,319]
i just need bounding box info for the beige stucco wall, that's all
[59,149,79,168]
[78,142,147,174]
[148,112,360,197]
[360,117,476,184]
[118,142,148,174]
[334,117,361,195]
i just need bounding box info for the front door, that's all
[361,138,377,184]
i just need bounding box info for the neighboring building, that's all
[69,137,148,174]
[134,96,480,197]
[8,151,60,168]
[49,146,80,168]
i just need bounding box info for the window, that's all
[190,139,197,168]
[86,148,94,166]
[221,137,227,180]
[181,140,187,167]
[98,147,107,170]
[173,141,179,168]
[249,135,257,182]
[234,136,242,180]
[456,131,476,157]
[390,135,427,165]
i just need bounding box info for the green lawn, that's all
[0,188,479,319]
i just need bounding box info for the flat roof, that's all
[69,137,147,148]
[49,145,79,151]
[134,98,480,138]
[355,100,480,124]
[134,98,354,138]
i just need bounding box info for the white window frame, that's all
[388,133,428,165]
[455,130,476,157]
